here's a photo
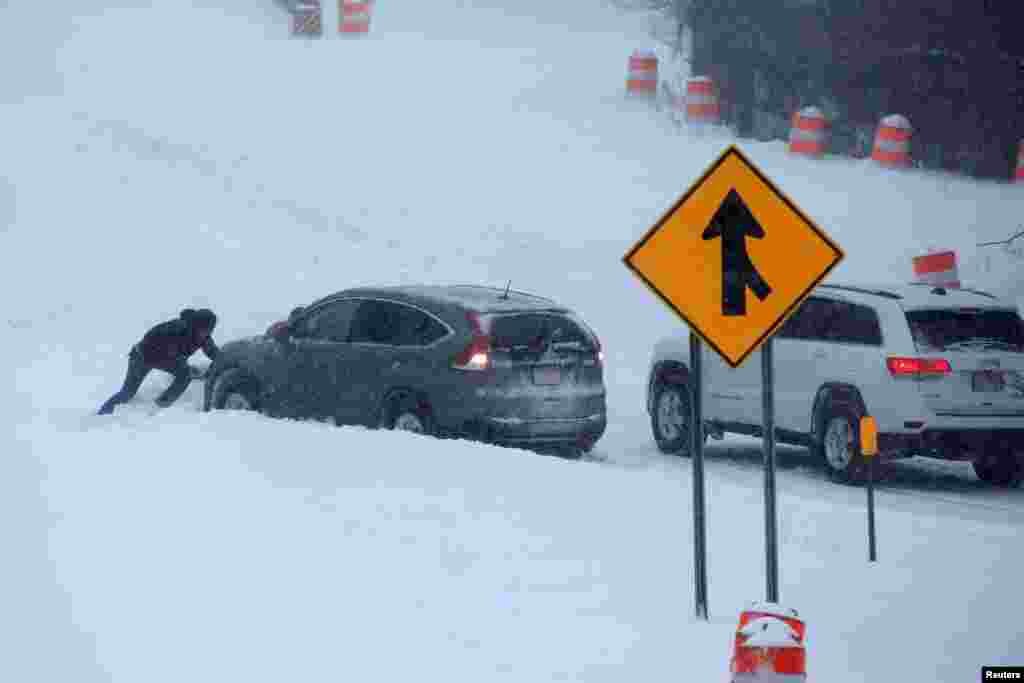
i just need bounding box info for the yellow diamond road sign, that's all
[624,145,844,368]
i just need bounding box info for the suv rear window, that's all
[906,309,1024,352]
[487,313,596,352]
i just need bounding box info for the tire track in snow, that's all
[71,111,369,243]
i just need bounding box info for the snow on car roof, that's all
[317,284,568,314]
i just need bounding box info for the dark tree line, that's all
[663,0,1023,179]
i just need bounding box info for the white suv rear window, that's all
[906,309,1024,352]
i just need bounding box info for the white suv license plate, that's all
[532,366,562,385]
[971,370,1005,393]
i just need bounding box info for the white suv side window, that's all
[819,300,883,346]
[777,297,833,340]
[777,297,882,346]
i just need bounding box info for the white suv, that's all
[646,283,1024,487]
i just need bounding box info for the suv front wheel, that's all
[651,381,704,455]
[209,368,261,413]
[817,404,871,485]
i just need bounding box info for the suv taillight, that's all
[572,313,603,365]
[886,356,952,376]
[452,312,492,371]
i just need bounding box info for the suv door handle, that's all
[391,361,402,370]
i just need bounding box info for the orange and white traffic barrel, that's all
[788,106,828,158]
[291,2,323,37]
[872,114,912,167]
[626,49,658,96]
[339,0,371,35]
[1015,140,1023,183]
[913,250,960,288]
[730,603,807,682]
[685,76,719,124]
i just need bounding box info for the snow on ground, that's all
[3,0,1023,681]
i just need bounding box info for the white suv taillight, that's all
[886,356,952,377]
[452,312,492,371]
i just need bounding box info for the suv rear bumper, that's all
[880,429,1024,460]
[461,413,607,450]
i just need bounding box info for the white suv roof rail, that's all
[904,282,999,300]
[818,284,903,300]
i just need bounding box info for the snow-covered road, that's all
[3,0,1023,680]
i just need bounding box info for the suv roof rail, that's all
[446,284,557,302]
[959,288,998,300]
[818,284,903,299]
[905,282,999,300]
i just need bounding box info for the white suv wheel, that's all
[824,416,854,472]
[652,382,701,455]
[657,388,687,442]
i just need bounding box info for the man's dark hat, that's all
[182,308,217,330]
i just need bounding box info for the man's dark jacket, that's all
[137,308,220,371]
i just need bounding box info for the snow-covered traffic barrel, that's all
[1015,140,1023,183]
[685,76,719,125]
[788,106,828,158]
[339,0,371,35]
[290,1,323,37]
[730,603,807,682]
[626,49,658,96]
[871,114,913,168]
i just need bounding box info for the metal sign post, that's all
[867,461,877,562]
[690,333,709,620]
[762,337,779,603]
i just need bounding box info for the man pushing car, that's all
[97,308,219,415]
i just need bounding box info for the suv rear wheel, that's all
[972,449,1023,488]
[817,404,871,485]
[385,395,435,437]
[651,381,703,455]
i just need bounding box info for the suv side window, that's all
[777,297,832,340]
[348,301,449,346]
[824,301,883,345]
[349,301,399,344]
[296,299,361,342]
[392,305,449,346]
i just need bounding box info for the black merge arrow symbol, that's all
[701,189,772,316]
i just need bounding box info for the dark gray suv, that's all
[203,285,607,455]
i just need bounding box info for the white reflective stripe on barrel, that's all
[686,94,716,105]
[874,137,908,153]
[914,269,958,285]
[789,127,823,143]
[732,673,807,683]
